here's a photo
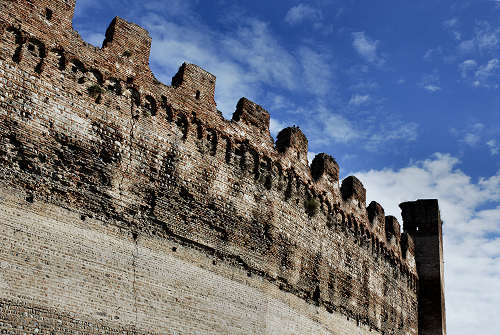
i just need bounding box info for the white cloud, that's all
[459,58,500,88]
[423,49,433,60]
[298,47,334,97]
[452,122,487,147]
[284,3,321,25]
[353,153,500,335]
[459,59,478,78]
[424,85,441,92]
[457,39,475,54]
[419,73,441,93]
[265,93,294,112]
[464,133,481,146]
[442,18,461,40]
[443,17,459,29]
[307,151,318,165]
[476,25,499,51]
[348,94,370,106]
[455,21,500,57]
[269,117,286,137]
[350,80,379,91]
[221,19,299,91]
[472,122,485,132]
[364,122,418,152]
[476,58,499,76]
[352,32,385,65]
[487,139,499,155]
[315,110,360,144]
[474,58,499,87]
[302,103,417,152]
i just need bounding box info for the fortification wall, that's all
[0,0,420,334]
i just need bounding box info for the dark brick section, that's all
[311,153,339,182]
[385,216,401,242]
[367,201,385,239]
[400,199,447,335]
[233,98,269,130]
[276,126,307,154]
[0,0,445,334]
[401,233,415,259]
[341,175,366,207]
[275,126,309,173]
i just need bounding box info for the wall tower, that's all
[400,199,447,335]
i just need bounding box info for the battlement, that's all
[401,199,442,235]
[0,3,423,250]
[102,17,152,69]
[0,2,444,334]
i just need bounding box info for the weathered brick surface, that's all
[0,0,444,334]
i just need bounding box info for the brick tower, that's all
[400,199,447,335]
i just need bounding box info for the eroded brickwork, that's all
[0,1,444,334]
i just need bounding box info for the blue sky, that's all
[73,1,500,333]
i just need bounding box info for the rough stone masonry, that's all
[0,0,446,334]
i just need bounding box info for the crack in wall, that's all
[118,98,138,194]
[132,232,139,334]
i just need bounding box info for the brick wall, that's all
[0,0,431,334]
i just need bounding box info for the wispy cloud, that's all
[443,17,462,40]
[464,123,485,146]
[423,47,444,61]
[474,58,499,87]
[302,102,418,153]
[443,17,459,29]
[269,117,287,138]
[475,22,500,51]
[352,32,385,65]
[419,72,441,92]
[424,85,441,92]
[487,139,499,155]
[284,3,321,25]
[457,39,475,55]
[464,133,481,146]
[284,3,333,33]
[449,122,500,153]
[305,107,360,144]
[143,13,301,117]
[298,47,335,97]
[364,121,418,151]
[348,94,370,106]
[354,153,500,335]
[459,59,478,78]
[455,21,500,57]
[459,58,500,88]
[265,93,295,112]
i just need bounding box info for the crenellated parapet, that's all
[232,97,272,145]
[311,153,339,183]
[0,1,444,334]
[0,0,423,277]
[102,17,152,70]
